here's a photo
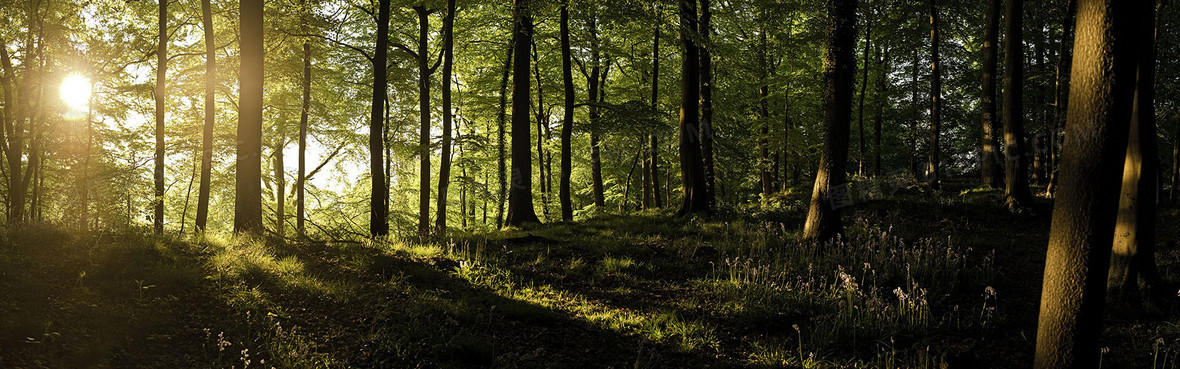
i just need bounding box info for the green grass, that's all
[1,179,1179,368]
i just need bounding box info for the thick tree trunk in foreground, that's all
[802,0,856,241]
[675,0,709,216]
[559,1,574,221]
[505,0,540,226]
[368,0,391,236]
[1002,0,1034,209]
[926,0,942,189]
[235,0,264,234]
[980,0,1002,188]
[1034,0,1144,366]
[155,0,168,234]
[700,0,715,210]
[436,0,456,236]
[196,0,216,232]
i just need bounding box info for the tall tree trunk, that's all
[980,0,1002,188]
[909,48,919,179]
[415,6,432,237]
[803,0,857,241]
[505,0,540,226]
[1002,0,1033,209]
[784,78,793,188]
[496,39,513,228]
[1108,0,1163,305]
[1033,37,1047,186]
[296,0,310,237]
[758,29,772,198]
[1034,0,1144,366]
[588,14,606,210]
[651,21,663,209]
[0,38,25,224]
[926,0,942,189]
[155,0,168,234]
[674,0,708,216]
[700,0,715,210]
[1047,0,1078,197]
[559,1,575,221]
[436,0,456,236]
[873,46,887,177]
[275,130,286,239]
[368,0,391,236]
[532,40,548,220]
[196,0,216,232]
[857,19,871,177]
[236,0,265,234]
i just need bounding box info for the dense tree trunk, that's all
[559,1,575,221]
[296,0,310,237]
[505,0,540,226]
[415,6,433,237]
[368,0,390,236]
[802,0,856,242]
[196,0,216,232]
[674,0,709,216]
[155,0,168,234]
[1,38,26,224]
[436,0,456,236]
[588,15,606,210]
[651,22,663,209]
[980,0,1002,188]
[235,0,264,234]
[926,0,941,189]
[857,20,871,177]
[700,0,715,210]
[1108,0,1163,305]
[1047,0,1078,197]
[1002,0,1034,209]
[1034,0,1144,366]
[496,40,513,228]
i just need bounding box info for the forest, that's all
[1,0,1179,367]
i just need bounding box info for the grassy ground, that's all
[1,178,1178,368]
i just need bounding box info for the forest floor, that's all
[2,178,1179,368]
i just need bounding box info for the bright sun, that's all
[60,73,92,112]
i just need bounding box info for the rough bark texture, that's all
[802,0,856,241]
[235,0,264,234]
[559,2,574,221]
[980,0,1002,188]
[700,0,715,210]
[155,0,167,234]
[926,0,941,189]
[1002,0,1034,209]
[505,0,540,226]
[437,0,456,236]
[1034,0,1144,367]
[368,0,391,236]
[674,0,709,216]
[196,0,216,232]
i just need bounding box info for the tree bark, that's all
[505,0,540,226]
[368,0,391,236]
[196,0,216,232]
[588,14,606,210]
[980,0,1002,188]
[1047,0,1078,197]
[758,28,772,198]
[296,0,310,237]
[674,0,709,216]
[496,39,513,228]
[155,0,168,234]
[1,37,26,224]
[275,127,286,240]
[1034,0,1144,366]
[700,0,715,210]
[559,1,575,221]
[1002,0,1034,209]
[651,20,663,209]
[873,46,887,177]
[235,0,265,234]
[857,19,871,177]
[802,0,856,242]
[436,0,456,236]
[926,0,941,189]
[414,6,433,237]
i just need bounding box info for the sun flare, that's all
[60,73,92,112]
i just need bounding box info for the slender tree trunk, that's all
[588,14,606,210]
[980,0,1002,188]
[784,78,793,188]
[436,0,456,236]
[155,0,168,234]
[758,29,772,198]
[873,46,887,177]
[1047,0,1078,197]
[275,130,286,239]
[505,0,540,226]
[559,1,575,221]
[196,0,216,232]
[296,3,310,237]
[414,6,433,237]
[909,48,919,179]
[1002,0,1034,209]
[700,0,715,210]
[235,0,265,234]
[857,20,871,177]
[496,39,513,228]
[368,0,391,236]
[1034,0,1144,366]
[674,0,709,216]
[1033,37,1047,186]
[0,38,25,224]
[181,156,196,235]
[803,0,857,242]
[651,21,663,209]
[926,0,941,189]
[532,40,549,220]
